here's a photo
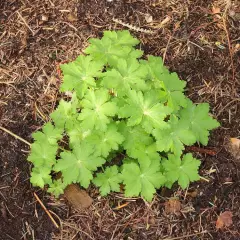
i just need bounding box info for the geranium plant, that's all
[28,30,219,201]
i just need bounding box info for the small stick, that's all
[162,230,208,240]
[0,126,31,146]
[16,11,35,35]
[163,33,173,64]
[185,146,217,156]
[0,81,15,84]
[35,102,47,121]
[0,100,7,105]
[216,98,240,117]
[200,176,210,182]
[34,192,59,229]
[112,18,155,34]
[222,5,235,83]
[113,202,130,210]
[163,23,179,64]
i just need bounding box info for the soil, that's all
[0,0,240,239]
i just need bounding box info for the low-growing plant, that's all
[28,30,220,201]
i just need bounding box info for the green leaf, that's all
[30,167,52,188]
[60,55,103,98]
[86,123,124,157]
[101,58,148,94]
[179,100,220,145]
[66,119,91,148]
[78,88,117,131]
[54,144,105,188]
[93,166,122,196]
[118,122,153,157]
[122,159,166,201]
[32,122,62,145]
[119,90,171,133]
[159,72,187,111]
[50,93,79,130]
[103,30,139,47]
[130,143,160,169]
[141,55,169,88]
[48,179,66,197]
[84,30,138,65]
[28,142,57,167]
[163,153,201,189]
[153,115,196,156]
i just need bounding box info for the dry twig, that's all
[34,192,59,229]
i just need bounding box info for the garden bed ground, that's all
[0,0,240,239]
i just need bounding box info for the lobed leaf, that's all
[153,115,196,156]
[32,122,62,146]
[28,141,57,167]
[48,179,66,197]
[162,153,201,189]
[60,55,103,98]
[78,88,117,131]
[86,123,124,157]
[122,159,166,201]
[179,100,220,145]
[93,166,122,196]
[30,167,52,188]
[54,144,105,188]
[119,90,171,133]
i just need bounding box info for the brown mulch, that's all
[0,0,240,239]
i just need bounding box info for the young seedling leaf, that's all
[101,58,148,94]
[28,142,57,167]
[153,115,196,156]
[54,144,105,188]
[122,159,166,201]
[66,119,91,148]
[93,166,122,196]
[119,90,171,132]
[86,123,124,157]
[32,122,62,146]
[50,93,79,130]
[159,72,187,111]
[30,167,52,188]
[84,30,138,65]
[78,88,117,131]
[48,179,66,198]
[130,143,160,169]
[162,153,201,189]
[141,55,169,88]
[119,123,153,158]
[60,55,103,98]
[179,100,220,145]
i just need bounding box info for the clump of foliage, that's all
[28,30,220,201]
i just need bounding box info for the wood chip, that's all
[216,211,233,229]
[64,184,93,210]
[187,189,198,198]
[145,14,153,23]
[228,138,240,160]
[41,15,49,22]
[165,198,181,216]
[67,13,78,22]
[212,6,221,14]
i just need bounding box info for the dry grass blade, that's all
[0,126,31,146]
[34,193,59,229]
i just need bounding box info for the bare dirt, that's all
[0,0,240,239]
